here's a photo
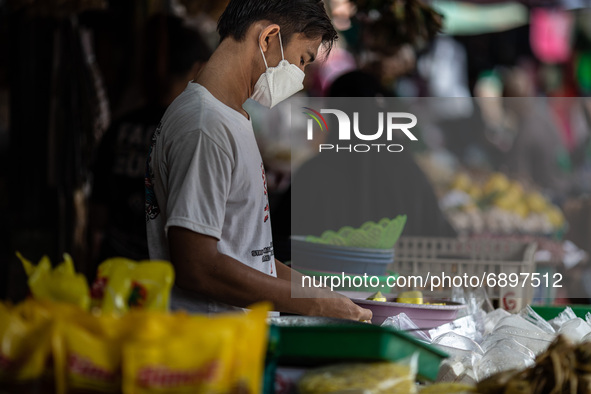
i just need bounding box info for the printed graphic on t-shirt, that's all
[261,163,269,223]
[251,241,274,263]
[145,123,162,221]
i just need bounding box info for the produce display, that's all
[442,172,566,235]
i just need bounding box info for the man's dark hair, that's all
[218,0,337,54]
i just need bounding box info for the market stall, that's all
[3,0,591,393]
[6,250,591,393]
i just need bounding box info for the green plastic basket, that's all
[531,305,591,321]
[273,323,447,381]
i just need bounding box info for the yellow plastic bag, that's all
[0,299,55,382]
[91,258,174,314]
[16,252,90,310]
[212,304,270,392]
[52,309,125,393]
[121,303,270,394]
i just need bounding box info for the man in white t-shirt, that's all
[145,0,371,320]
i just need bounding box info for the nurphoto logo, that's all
[303,107,418,153]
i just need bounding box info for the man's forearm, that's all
[174,251,334,315]
[168,227,370,320]
[276,259,332,290]
[275,259,307,282]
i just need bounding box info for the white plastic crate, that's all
[389,237,538,312]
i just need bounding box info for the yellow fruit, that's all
[545,205,565,228]
[397,291,423,304]
[513,201,529,218]
[484,173,510,195]
[507,181,524,199]
[366,291,387,302]
[526,192,547,213]
[468,186,483,200]
[451,173,472,192]
[462,202,478,213]
[494,194,515,210]
[493,182,524,210]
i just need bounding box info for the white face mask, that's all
[251,32,305,108]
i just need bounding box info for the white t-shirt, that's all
[145,82,276,313]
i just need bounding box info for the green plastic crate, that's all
[532,305,591,321]
[263,325,280,394]
[273,323,447,381]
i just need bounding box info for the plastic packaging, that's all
[429,314,481,343]
[52,306,125,393]
[0,299,270,394]
[298,355,418,394]
[485,326,553,355]
[432,332,483,355]
[493,315,546,333]
[91,258,174,314]
[0,299,54,382]
[475,338,535,380]
[432,333,482,385]
[434,345,480,385]
[17,252,90,310]
[382,312,431,342]
[483,309,510,336]
[557,318,591,343]
[518,305,555,334]
[549,306,576,330]
[121,303,270,394]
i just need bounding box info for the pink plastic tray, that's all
[340,291,467,328]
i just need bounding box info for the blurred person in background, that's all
[499,67,571,200]
[89,14,211,269]
[354,0,441,95]
[307,0,441,97]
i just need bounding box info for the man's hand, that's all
[168,227,372,321]
[274,260,371,321]
[311,294,373,321]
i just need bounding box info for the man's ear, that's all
[258,24,281,53]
